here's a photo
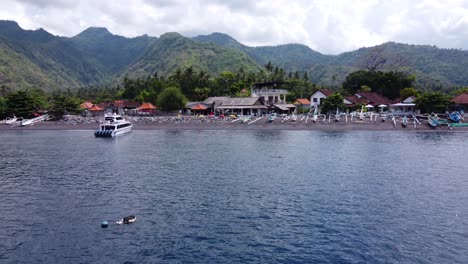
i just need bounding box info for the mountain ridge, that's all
[1,20,467,92]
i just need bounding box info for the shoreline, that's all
[0,119,463,132]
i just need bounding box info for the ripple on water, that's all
[0,130,467,263]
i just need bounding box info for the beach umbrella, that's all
[378,104,387,108]
[365,104,374,108]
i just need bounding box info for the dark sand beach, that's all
[0,115,462,132]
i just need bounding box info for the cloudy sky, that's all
[1,0,467,54]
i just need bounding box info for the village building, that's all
[452,93,468,112]
[344,95,368,108]
[309,89,333,108]
[402,96,416,104]
[251,82,288,104]
[293,98,311,113]
[353,92,391,107]
[134,102,158,115]
[185,102,211,115]
[203,97,230,114]
[88,105,105,117]
[271,103,297,114]
[388,96,416,114]
[216,97,268,116]
[97,100,139,115]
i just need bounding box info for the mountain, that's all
[1,20,467,92]
[194,33,468,88]
[70,27,157,74]
[0,21,261,91]
[193,33,329,70]
[0,20,108,91]
[121,32,260,79]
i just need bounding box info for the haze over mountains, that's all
[0,20,467,92]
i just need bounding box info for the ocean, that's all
[1,130,467,263]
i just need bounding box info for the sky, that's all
[1,0,467,54]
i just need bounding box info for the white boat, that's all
[94,114,132,137]
[4,116,18,124]
[20,119,34,126]
[291,114,297,122]
[20,114,49,126]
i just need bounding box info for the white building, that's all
[309,89,333,108]
[251,82,288,105]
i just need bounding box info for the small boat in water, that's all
[94,114,132,137]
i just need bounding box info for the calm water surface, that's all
[0,130,467,263]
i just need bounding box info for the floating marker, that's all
[101,221,109,228]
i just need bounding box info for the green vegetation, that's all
[415,92,452,113]
[342,70,414,99]
[0,62,461,118]
[157,87,188,111]
[49,93,81,119]
[400,87,420,100]
[0,96,7,119]
[6,90,43,118]
[0,20,465,117]
[1,20,467,94]
[320,93,345,114]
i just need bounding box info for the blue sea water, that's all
[0,130,467,263]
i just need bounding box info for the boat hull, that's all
[95,125,132,138]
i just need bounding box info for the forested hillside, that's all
[1,20,467,92]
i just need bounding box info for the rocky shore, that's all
[0,115,463,132]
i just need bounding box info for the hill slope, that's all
[194,33,468,88]
[121,32,261,79]
[1,20,467,92]
[70,27,157,75]
[0,20,109,90]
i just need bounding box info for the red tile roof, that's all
[80,101,93,109]
[345,95,368,105]
[453,93,468,104]
[294,98,311,105]
[318,89,333,96]
[356,92,391,106]
[114,100,125,107]
[89,105,104,111]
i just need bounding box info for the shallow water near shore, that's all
[1,130,467,263]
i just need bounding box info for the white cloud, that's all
[0,0,467,54]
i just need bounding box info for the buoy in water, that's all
[101,221,109,228]
[116,215,136,225]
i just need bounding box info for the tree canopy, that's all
[320,93,345,114]
[156,87,188,111]
[415,92,452,113]
[6,90,42,118]
[342,70,414,99]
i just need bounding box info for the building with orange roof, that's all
[293,98,311,113]
[80,101,94,110]
[89,105,104,117]
[452,93,468,111]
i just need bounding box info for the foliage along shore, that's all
[1,61,467,121]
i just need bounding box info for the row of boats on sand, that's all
[97,110,466,139]
[2,110,466,138]
[0,114,50,127]
[231,107,467,130]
